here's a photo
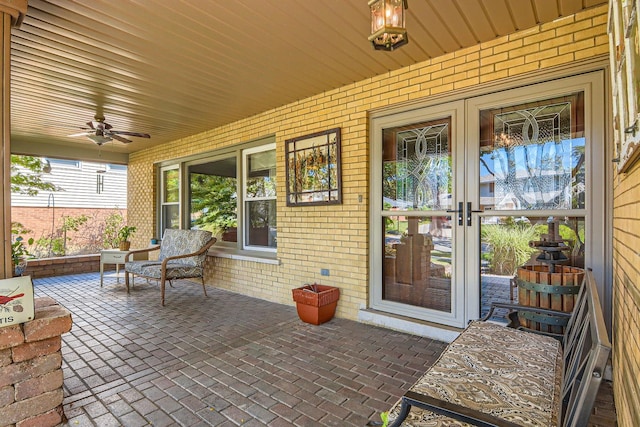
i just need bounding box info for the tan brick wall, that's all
[612,158,640,427]
[128,5,609,322]
[0,297,71,427]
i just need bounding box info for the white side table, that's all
[100,249,147,287]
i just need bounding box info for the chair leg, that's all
[161,270,167,306]
[201,277,207,297]
[124,271,130,293]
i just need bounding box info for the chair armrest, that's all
[482,302,571,339]
[125,245,161,261]
[160,238,217,267]
[400,391,520,427]
[481,302,572,322]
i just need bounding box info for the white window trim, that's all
[158,137,277,256]
[160,164,181,233]
[242,143,277,253]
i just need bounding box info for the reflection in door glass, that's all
[480,215,585,322]
[383,216,452,313]
[382,119,452,211]
[479,93,585,210]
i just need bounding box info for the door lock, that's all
[466,202,483,226]
[446,202,464,226]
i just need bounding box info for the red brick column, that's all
[0,297,72,427]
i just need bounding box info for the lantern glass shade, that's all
[368,0,408,51]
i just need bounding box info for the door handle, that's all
[466,202,483,226]
[446,202,464,226]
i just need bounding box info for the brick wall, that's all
[129,5,609,322]
[0,297,72,427]
[22,255,102,279]
[612,158,640,427]
[11,207,127,257]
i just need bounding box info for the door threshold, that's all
[358,309,461,343]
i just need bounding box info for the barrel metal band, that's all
[516,279,581,295]
[518,311,570,326]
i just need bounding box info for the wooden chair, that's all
[124,229,216,305]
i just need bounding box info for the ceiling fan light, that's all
[368,0,408,51]
[87,134,112,145]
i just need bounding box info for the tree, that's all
[10,155,59,195]
[189,173,237,233]
[10,155,60,261]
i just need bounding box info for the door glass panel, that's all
[479,93,585,210]
[478,93,587,324]
[480,214,586,321]
[383,119,452,211]
[384,216,452,312]
[382,117,454,314]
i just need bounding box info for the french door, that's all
[370,72,606,328]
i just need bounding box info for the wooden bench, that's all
[384,269,611,427]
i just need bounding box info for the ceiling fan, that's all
[69,115,151,145]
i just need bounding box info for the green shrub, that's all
[482,223,540,275]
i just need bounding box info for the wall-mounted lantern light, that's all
[368,0,408,51]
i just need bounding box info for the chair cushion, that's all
[388,321,563,426]
[158,229,212,267]
[125,260,162,275]
[133,263,203,280]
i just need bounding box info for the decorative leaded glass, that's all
[383,119,452,211]
[479,94,585,210]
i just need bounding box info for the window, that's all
[188,156,238,244]
[108,164,127,172]
[46,158,81,169]
[160,165,180,231]
[244,144,276,250]
[164,140,276,253]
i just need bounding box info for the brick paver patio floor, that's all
[32,273,615,426]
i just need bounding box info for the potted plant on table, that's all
[292,283,340,325]
[117,225,137,251]
[11,236,33,277]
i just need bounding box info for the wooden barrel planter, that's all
[515,265,585,334]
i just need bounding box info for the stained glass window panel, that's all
[382,119,452,211]
[479,93,585,211]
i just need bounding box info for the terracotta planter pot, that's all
[292,284,339,325]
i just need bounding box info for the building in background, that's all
[11,158,127,257]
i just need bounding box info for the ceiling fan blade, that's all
[111,134,132,143]
[111,131,151,138]
[68,131,93,137]
[86,121,96,130]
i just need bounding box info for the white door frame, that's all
[465,71,606,322]
[370,100,467,328]
[369,70,607,328]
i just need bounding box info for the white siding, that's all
[11,159,127,209]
